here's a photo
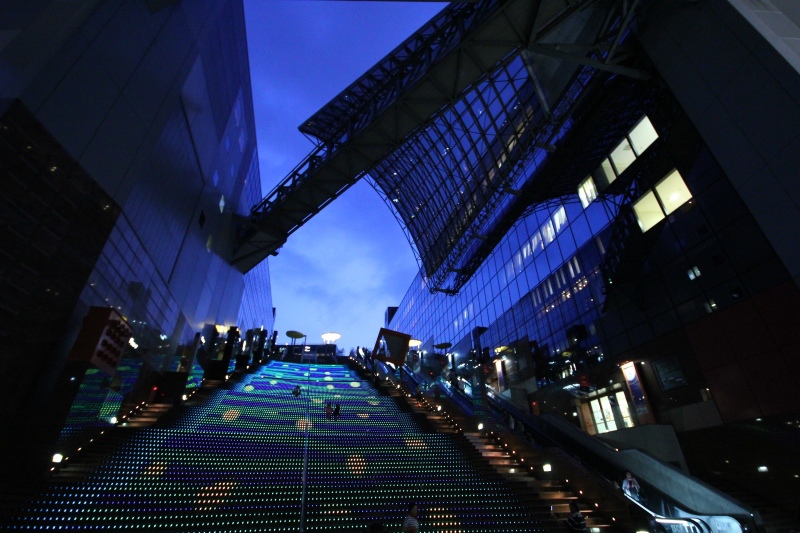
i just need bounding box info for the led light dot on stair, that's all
[222,409,240,421]
[12,361,593,532]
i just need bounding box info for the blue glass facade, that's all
[0,0,273,479]
[380,1,800,433]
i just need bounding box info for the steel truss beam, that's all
[233,0,647,293]
[232,0,557,272]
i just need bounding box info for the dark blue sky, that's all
[244,1,446,351]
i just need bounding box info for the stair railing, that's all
[483,389,764,533]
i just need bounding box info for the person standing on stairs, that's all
[622,470,642,501]
[402,502,419,533]
[333,403,340,421]
[564,501,587,532]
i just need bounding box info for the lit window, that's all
[542,220,556,244]
[522,241,532,259]
[553,206,567,233]
[633,191,665,232]
[655,169,692,214]
[610,138,637,175]
[578,176,598,208]
[687,266,701,280]
[531,231,543,251]
[595,158,616,189]
[628,115,659,156]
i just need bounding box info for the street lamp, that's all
[286,330,305,359]
[286,330,305,345]
[321,332,341,344]
[434,342,452,368]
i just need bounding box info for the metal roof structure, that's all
[232,0,646,293]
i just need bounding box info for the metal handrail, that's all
[483,389,763,533]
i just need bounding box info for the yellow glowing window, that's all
[633,191,665,232]
[578,176,598,208]
[629,115,659,155]
[610,138,637,175]
[595,158,616,188]
[655,169,692,215]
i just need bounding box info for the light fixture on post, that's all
[321,332,341,345]
[433,342,452,377]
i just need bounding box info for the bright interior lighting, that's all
[578,175,598,208]
[610,138,636,175]
[596,158,616,187]
[633,191,665,232]
[628,115,659,155]
[52,454,63,463]
[543,463,552,472]
[758,466,768,473]
[477,423,484,430]
[321,332,341,343]
[655,169,692,215]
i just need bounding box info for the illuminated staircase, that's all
[402,388,614,531]
[1,362,586,532]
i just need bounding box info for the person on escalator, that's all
[622,471,642,501]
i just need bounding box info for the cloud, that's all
[244,0,444,349]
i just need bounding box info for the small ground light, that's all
[757,466,768,473]
[543,463,551,472]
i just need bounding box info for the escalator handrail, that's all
[485,391,763,532]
